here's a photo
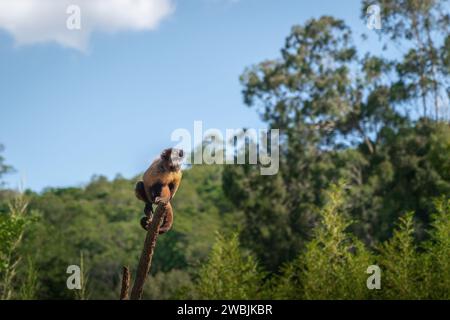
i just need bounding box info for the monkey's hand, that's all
[154,196,170,206]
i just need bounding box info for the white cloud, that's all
[0,0,175,51]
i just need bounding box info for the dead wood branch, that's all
[129,201,167,300]
[119,266,130,300]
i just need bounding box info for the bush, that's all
[270,184,449,300]
[272,183,374,299]
[378,197,450,299]
[193,233,265,299]
[0,195,38,299]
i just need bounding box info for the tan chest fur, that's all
[142,161,182,187]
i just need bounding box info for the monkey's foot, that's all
[158,224,171,234]
[140,215,170,234]
[140,216,152,231]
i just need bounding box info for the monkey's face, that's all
[161,148,184,171]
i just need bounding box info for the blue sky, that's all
[0,0,384,191]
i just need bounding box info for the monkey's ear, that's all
[135,181,149,202]
[160,148,173,160]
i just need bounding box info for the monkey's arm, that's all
[169,176,182,200]
[137,181,154,231]
[172,183,180,199]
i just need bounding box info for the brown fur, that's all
[135,148,183,234]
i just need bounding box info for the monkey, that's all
[135,148,184,234]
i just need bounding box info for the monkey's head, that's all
[160,148,184,171]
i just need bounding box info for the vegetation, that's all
[0,0,449,299]
[224,0,450,271]
[0,165,238,299]
[193,233,264,300]
[0,194,38,299]
[193,184,450,300]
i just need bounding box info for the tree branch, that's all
[129,201,167,300]
[119,266,130,300]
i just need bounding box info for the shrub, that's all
[273,183,373,299]
[194,233,264,299]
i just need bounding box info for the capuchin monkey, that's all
[135,148,184,234]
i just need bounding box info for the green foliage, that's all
[225,8,450,272]
[300,184,373,299]
[361,0,450,120]
[19,258,39,300]
[223,164,296,272]
[424,197,450,299]
[193,233,264,300]
[314,192,450,300]
[347,120,450,243]
[0,195,37,299]
[378,212,419,299]
[378,197,450,299]
[74,252,89,300]
[260,183,450,300]
[10,165,237,299]
[0,198,28,273]
[0,160,448,300]
[143,269,193,300]
[270,183,373,299]
[1,1,450,301]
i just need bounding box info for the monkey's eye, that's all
[168,183,174,191]
[178,150,184,157]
